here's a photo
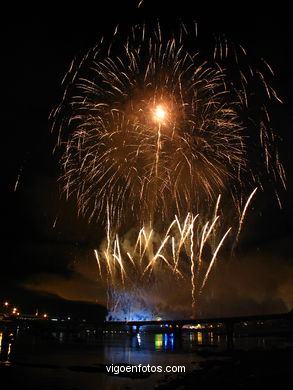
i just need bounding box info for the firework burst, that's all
[52,22,285,317]
[52,23,285,228]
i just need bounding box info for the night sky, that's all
[1,3,293,318]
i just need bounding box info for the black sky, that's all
[1,2,293,315]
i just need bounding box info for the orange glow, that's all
[153,105,167,123]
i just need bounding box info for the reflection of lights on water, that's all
[7,343,12,360]
[0,332,13,363]
[136,333,141,347]
[208,331,214,343]
[197,332,203,345]
[169,333,174,350]
[164,333,168,350]
[59,332,64,343]
[189,331,203,345]
[256,336,266,349]
[154,333,174,351]
[154,333,163,350]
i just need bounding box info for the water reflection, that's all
[189,331,203,345]
[154,333,163,350]
[197,332,202,345]
[136,332,141,347]
[161,333,175,351]
[132,332,177,352]
[188,330,226,347]
[0,322,291,390]
[0,330,14,364]
[133,330,222,352]
[1,324,292,372]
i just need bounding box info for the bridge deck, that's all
[106,312,291,328]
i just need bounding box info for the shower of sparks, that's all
[94,191,257,309]
[52,22,285,316]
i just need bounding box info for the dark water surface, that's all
[1,324,292,389]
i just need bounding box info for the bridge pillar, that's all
[225,321,235,350]
[129,325,140,335]
[173,324,183,335]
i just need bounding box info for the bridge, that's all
[106,311,293,350]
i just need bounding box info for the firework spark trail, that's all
[175,213,198,276]
[190,216,196,308]
[232,186,258,251]
[197,215,220,283]
[200,227,232,293]
[94,249,102,278]
[95,204,234,310]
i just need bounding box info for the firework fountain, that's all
[51,22,285,319]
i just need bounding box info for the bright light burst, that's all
[52,22,285,317]
[153,105,167,123]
